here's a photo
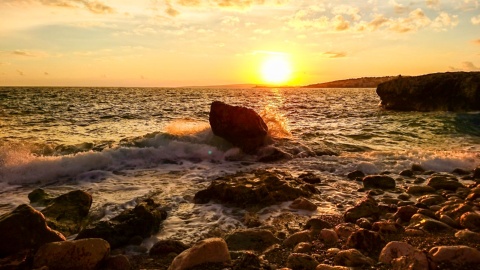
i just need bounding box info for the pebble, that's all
[459,212,480,232]
[168,238,231,270]
[293,242,313,253]
[286,253,319,270]
[283,230,311,247]
[319,229,339,244]
[455,229,480,242]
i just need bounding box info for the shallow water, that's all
[1,87,479,247]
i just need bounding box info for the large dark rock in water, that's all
[39,190,93,237]
[0,204,66,258]
[377,72,480,111]
[194,170,317,209]
[209,101,268,154]
[75,199,167,249]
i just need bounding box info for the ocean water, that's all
[1,87,479,246]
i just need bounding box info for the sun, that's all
[260,55,292,85]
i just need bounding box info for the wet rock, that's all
[304,218,332,231]
[411,164,425,172]
[283,230,311,247]
[334,223,359,239]
[376,72,480,111]
[40,190,92,236]
[168,238,231,270]
[0,204,65,257]
[455,229,480,242]
[225,229,280,252]
[426,176,465,191]
[286,253,319,270]
[346,229,384,253]
[103,254,131,270]
[315,265,349,270]
[290,197,317,211]
[209,101,268,154]
[362,175,396,189]
[149,239,189,256]
[75,199,167,249]
[298,172,322,184]
[378,241,417,264]
[459,211,480,232]
[33,238,110,270]
[436,203,473,225]
[416,194,445,206]
[28,188,54,205]
[294,242,313,253]
[334,249,375,267]
[347,170,365,180]
[400,169,414,177]
[194,170,317,209]
[394,205,418,222]
[429,245,480,264]
[406,185,436,195]
[439,214,458,228]
[407,213,454,233]
[344,196,380,223]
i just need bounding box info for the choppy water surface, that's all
[1,87,479,246]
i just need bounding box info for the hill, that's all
[303,76,396,88]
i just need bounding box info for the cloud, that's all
[472,14,480,25]
[322,51,347,58]
[1,50,48,57]
[25,0,115,14]
[390,0,409,14]
[432,12,459,31]
[426,0,440,10]
[474,39,480,45]
[389,8,431,33]
[450,61,480,71]
[165,0,180,17]
[333,15,350,31]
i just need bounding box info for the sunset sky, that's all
[1,0,479,87]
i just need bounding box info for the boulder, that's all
[362,175,396,189]
[41,190,92,236]
[407,214,454,233]
[168,238,231,270]
[209,101,268,154]
[0,204,65,257]
[75,199,167,249]
[379,241,417,264]
[429,245,480,264]
[344,196,380,223]
[28,188,54,205]
[376,72,480,111]
[225,229,280,252]
[33,238,110,270]
[194,170,317,209]
[426,176,465,191]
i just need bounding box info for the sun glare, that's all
[260,55,292,85]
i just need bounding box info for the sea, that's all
[1,87,479,248]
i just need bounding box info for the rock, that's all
[379,241,417,264]
[455,229,480,242]
[0,249,31,269]
[33,238,110,270]
[474,167,480,179]
[429,245,480,264]
[399,169,414,177]
[319,229,338,244]
[372,220,404,234]
[362,175,396,189]
[356,218,372,229]
[75,199,167,249]
[316,265,349,270]
[194,170,317,209]
[0,204,65,257]
[344,196,380,223]
[149,239,189,256]
[257,146,292,162]
[416,194,445,206]
[334,223,359,239]
[346,229,384,253]
[209,101,268,154]
[225,229,280,251]
[436,203,473,225]
[426,176,465,191]
[294,242,313,253]
[394,205,418,222]
[283,230,311,247]
[460,212,480,232]
[407,213,454,233]
[28,188,54,205]
[304,218,332,231]
[290,197,317,211]
[286,253,319,270]
[411,164,425,172]
[298,172,322,184]
[406,185,436,195]
[232,251,262,270]
[391,251,431,270]
[103,254,131,270]
[334,249,375,267]
[41,190,92,236]
[168,238,231,270]
[376,72,480,111]
[347,170,365,180]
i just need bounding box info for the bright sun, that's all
[260,55,292,85]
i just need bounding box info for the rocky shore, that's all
[1,165,480,270]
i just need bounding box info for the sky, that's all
[0,0,479,87]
